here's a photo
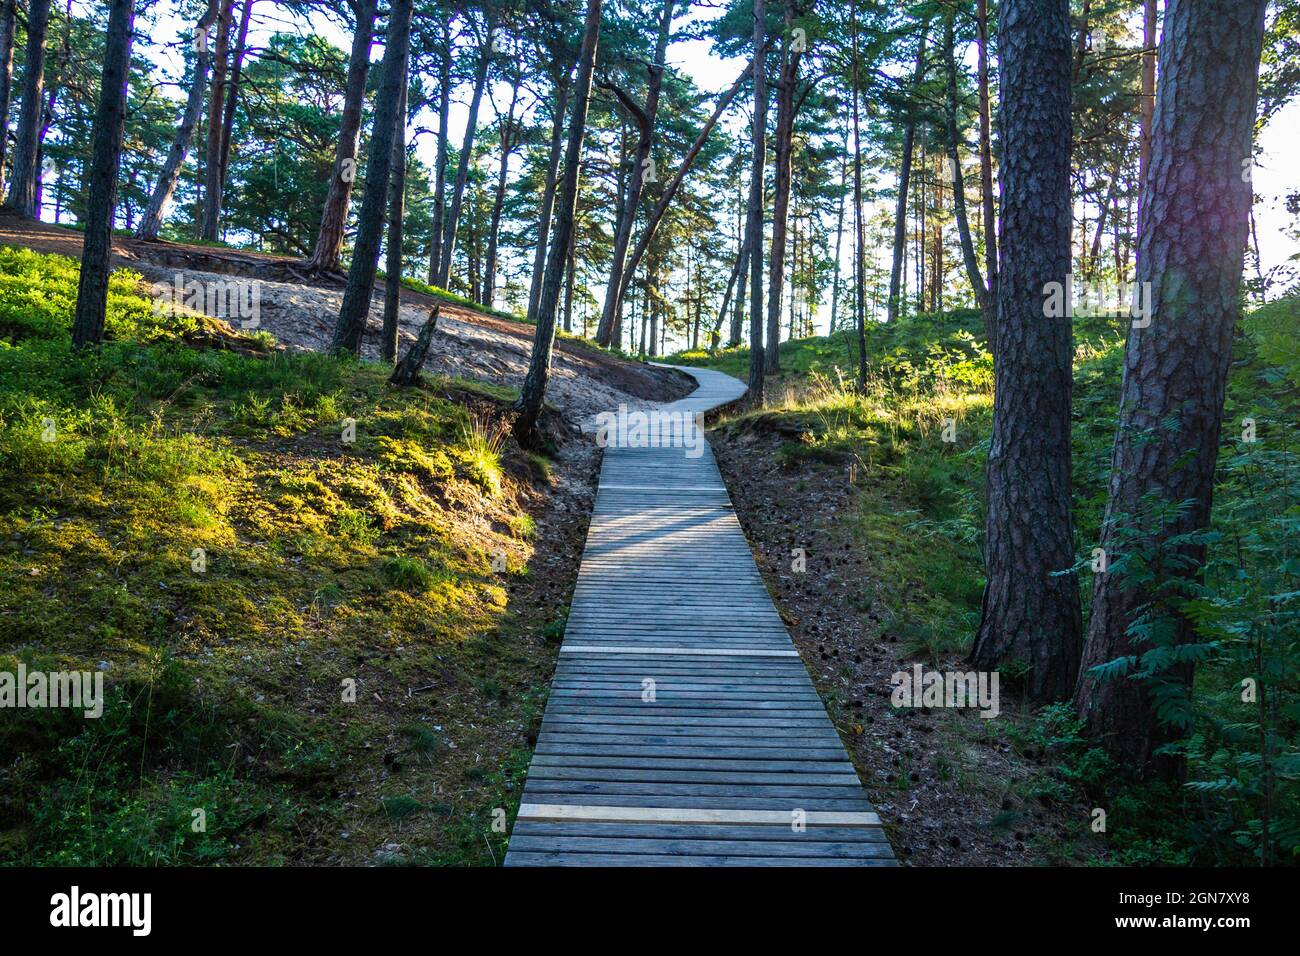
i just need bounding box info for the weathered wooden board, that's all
[504,367,895,867]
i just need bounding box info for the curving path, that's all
[504,366,896,866]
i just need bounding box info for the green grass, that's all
[0,248,559,865]
[388,273,520,324]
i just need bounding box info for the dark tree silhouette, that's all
[137,0,221,239]
[5,0,52,217]
[886,21,928,325]
[305,0,378,273]
[381,44,410,366]
[434,15,494,288]
[594,0,675,348]
[526,69,571,324]
[330,0,412,355]
[71,0,135,348]
[513,0,603,447]
[0,0,20,202]
[745,0,767,406]
[764,1,804,374]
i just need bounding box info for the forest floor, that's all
[711,418,1090,865]
[0,227,690,864]
[680,296,1299,866]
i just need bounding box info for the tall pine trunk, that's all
[427,37,451,284]
[718,233,746,349]
[483,74,521,309]
[70,0,134,347]
[764,4,802,374]
[745,0,767,405]
[526,70,570,324]
[435,22,493,288]
[1138,0,1157,229]
[200,0,234,241]
[976,0,999,347]
[829,131,847,336]
[329,0,411,355]
[216,0,253,207]
[943,10,986,309]
[514,0,601,446]
[136,1,220,239]
[969,0,1082,701]
[305,0,378,273]
[1073,0,1267,777]
[381,45,409,365]
[5,0,52,216]
[886,23,929,324]
[0,0,18,203]
[852,4,867,387]
[594,0,675,347]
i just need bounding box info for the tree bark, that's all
[612,57,757,329]
[829,131,847,336]
[730,232,749,347]
[526,70,570,324]
[1138,0,1157,229]
[71,0,134,347]
[305,0,378,273]
[135,1,220,239]
[483,74,521,309]
[200,0,234,241]
[216,0,253,204]
[745,0,767,404]
[427,35,451,284]
[436,20,493,288]
[886,22,929,323]
[852,3,867,387]
[0,0,19,203]
[329,0,411,355]
[5,0,52,216]
[562,219,576,334]
[381,45,409,365]
[969,0,1082,701]
[764,2,803,374]
[513,0,601,446]
[1073,0,1267,777]
[943,10,987,309]
[977,0,999,347]
[390,306,440,387]
[594,0,675,347]
[717,232,746,350]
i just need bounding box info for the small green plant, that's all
[457,414,507,496]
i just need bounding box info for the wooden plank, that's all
[503,367,894,868]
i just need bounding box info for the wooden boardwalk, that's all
[504,368,895,866]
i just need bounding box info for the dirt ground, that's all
[0,210,694,429]
[710,424,1092,866]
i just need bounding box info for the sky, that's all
[61,1,1300,345]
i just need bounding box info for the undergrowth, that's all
[0,249,559,865]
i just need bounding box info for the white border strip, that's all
[560,645,799,657]
[517,804,881,827]
[598,485,728,492]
